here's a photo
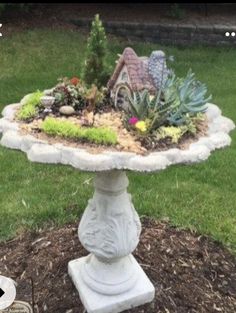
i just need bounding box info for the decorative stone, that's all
[59,105,75,116]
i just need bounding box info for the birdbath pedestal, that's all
[69,170,154,313]
[0,102,235,313]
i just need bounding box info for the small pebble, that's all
[59,106,75,116]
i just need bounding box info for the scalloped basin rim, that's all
[0,102,235,172]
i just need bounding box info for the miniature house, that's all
[107,47,169,111]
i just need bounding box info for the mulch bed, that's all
[0,218,236,313]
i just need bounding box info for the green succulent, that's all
[126,86,173,131]
[165,70,212,125]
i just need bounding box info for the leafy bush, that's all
[83,14,109,88]
[17,90,43,120]
[41,117,117,145]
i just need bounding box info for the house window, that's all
[121,71,128,82]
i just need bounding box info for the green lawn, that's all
[0,29,236,252]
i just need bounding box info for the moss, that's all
[18,90,43,120]
[41,117,117,145]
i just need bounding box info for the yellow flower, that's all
[135,121,147,132]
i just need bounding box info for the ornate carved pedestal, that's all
[68,170,155,313]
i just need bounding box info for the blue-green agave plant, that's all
[165,69,212,125]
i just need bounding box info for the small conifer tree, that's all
[83,14,108,88]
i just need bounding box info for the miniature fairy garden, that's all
[16,15,211,155]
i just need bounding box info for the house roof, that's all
[107,47,156,93]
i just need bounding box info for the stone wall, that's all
[72,18,236,46]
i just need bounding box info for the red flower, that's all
[70,77,80,86]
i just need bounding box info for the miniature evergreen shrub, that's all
[18,90,43,120]
[83,14,109,88]
[41,117,117,145]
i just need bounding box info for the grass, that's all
[0,29,236,252]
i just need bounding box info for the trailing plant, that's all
[41,117,117,145]
[83,14,109,88]
[17,90,43,120]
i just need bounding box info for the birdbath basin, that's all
[0,102,235,313]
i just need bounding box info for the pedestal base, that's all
[68,255,155,313]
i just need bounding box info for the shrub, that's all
[41,117,117,145]
[83,14,109,88]
[17,90,43,120]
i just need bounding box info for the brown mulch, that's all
[0,218,236,313]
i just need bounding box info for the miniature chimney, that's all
[148,51,169,89]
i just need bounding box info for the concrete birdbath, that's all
[0,100,235,313]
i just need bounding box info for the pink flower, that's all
[128,117,139,125]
